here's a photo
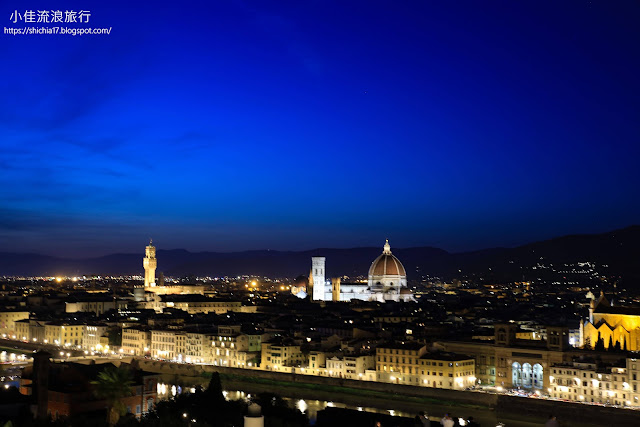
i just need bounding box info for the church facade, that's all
[580,292,640,351]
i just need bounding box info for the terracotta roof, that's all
[368,240,406,277]
[369,253,406,276]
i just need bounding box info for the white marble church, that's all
[300,240,415,303]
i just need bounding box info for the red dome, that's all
[368,240,406,277]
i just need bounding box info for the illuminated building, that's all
[580,292,640,351]
[143,239,157,288]
[376,343,475,389]
[151,329,183,360]
[82,324,108,351]
[139,241,204,297]
[122,327,152,356]
[439,323,574,389]
[260,338,305,371]
[211,326,263,368]
[0,310,29,334]
[549,358,640,407]
[65,297,125,315]
[329,240,416,302]
[44,322,85,347]
[310,256,328,301]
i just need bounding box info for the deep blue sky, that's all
[1,1,639,257]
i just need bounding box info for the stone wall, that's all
[67,357,640,426]
[134,359,497,407]
[133,359,640,425]
[496,394,640,426]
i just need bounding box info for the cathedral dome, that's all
[368,240,406,277]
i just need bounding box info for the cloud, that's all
[0,206,146,256]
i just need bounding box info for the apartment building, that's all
[184,332,212,364]
[45,322,85,347]
[325,353,375,379]
[151,329,180,360]
[211,326,263,368]
[122,327,152,356]
[0,310,29,334]
[82,324,109,351]
[549,358,640,407]
[376,342,475,389]
[260,339,305,370]
[14,319,30,341]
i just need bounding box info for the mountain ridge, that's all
[0,225,638,285]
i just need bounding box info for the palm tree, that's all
[91,365,134,427]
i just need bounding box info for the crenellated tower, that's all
[143,239,157,287]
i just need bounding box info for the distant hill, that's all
[0,226,638,285]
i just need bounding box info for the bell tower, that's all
[143,239,157,287]
[311,256,326,301]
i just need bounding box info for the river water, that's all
[156,378,544,427]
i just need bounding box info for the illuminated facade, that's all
[45,323,85,347]
[14,319,30,341]
[122,327,152,356]
[211,326,263,368]
[325,354,375,379]
[14,319,46,343]
[549,358,640,407]
[310,256,328,301]
[184,332,212,364]
[143,240,157,288]
[334,240,415,302]
[65,299,124,315]
[260,340,305,370]
[151,329,182,360]
[367,239,414,302]
[440,323,575,389]
[580,292,640,351]
[158,295,245,314]
[376,343,475,389]
[0,310,29,334]
[140,241,205,297]
[82,324,108,351]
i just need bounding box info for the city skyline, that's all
[1,1,639,257]
[2,2,640,424]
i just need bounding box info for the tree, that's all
[106,328,122,347]
[91,366,134,427]
[204,372,225,407]
[594,337,605,351]
[613,339,622,352]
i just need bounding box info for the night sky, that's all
[1,1,639,257]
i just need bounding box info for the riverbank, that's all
[158,371,541,427]
[140,360,635,427]
[39,355,640,426]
